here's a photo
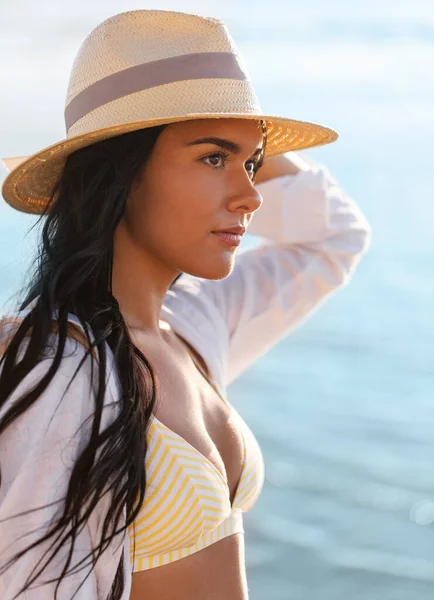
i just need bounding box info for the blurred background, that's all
[1,1,433,598]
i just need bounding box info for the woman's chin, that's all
[184,255,235,281]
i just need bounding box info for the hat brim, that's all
[1,113,338,214]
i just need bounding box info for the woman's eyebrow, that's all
[185,136,263,157]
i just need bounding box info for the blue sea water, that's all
[1,1,433,598]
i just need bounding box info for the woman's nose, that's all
[227,181,263,215]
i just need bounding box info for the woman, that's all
[0,9,371,600]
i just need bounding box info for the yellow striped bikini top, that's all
[128,337,265,571]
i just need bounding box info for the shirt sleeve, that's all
[164,161,372,388]
[0,337,126,600]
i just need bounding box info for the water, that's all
[1,2,433,598]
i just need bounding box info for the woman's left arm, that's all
[165,152,372,388]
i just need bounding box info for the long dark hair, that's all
[0,125,168,599]
[0,118,267,599]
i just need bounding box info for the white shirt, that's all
[0,161,371,599]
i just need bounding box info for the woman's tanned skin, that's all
[113,118,264,335]
[112,118,304,599]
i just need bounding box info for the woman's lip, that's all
[211,231,242,246]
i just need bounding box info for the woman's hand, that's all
[254,152,312,184]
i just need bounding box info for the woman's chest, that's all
[134,332,245,504]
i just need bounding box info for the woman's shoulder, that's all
[0,312,96,363]
[0,304,121,405]
[0,321,122,453]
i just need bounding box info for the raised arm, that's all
[162,152,372,390]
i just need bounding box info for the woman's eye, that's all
[246,159,262,180]
[209,155,223,167]
[245,160,256,176]
[202,152,259,178]
[203,152,229,168]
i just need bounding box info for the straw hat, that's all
[1,9,338,215]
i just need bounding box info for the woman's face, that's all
[122,118,264,280]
